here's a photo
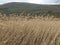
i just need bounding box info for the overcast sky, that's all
[0,0,60,4]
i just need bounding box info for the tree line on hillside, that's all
[0,2,60,17]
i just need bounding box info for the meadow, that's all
[0,14,60,45]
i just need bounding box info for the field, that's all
[0,14,60,45]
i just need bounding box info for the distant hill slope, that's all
[0,2,60,17]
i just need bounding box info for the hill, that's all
[0,2,60,17]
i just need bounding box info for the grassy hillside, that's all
[0,2,60,17]
[0,14,60,45]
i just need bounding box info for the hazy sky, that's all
[0,0,60,4]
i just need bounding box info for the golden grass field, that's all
[0,14,60,45]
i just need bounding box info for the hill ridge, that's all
[0,2,60,17]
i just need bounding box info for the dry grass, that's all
[0,15,60,45]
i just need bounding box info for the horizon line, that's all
[0,2,60,5]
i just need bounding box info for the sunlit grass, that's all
[0,14,60,45]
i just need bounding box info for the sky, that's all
[0,0,60,4]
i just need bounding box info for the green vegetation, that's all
[0,2,60,17]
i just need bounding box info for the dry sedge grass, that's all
[0,15,60,45]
